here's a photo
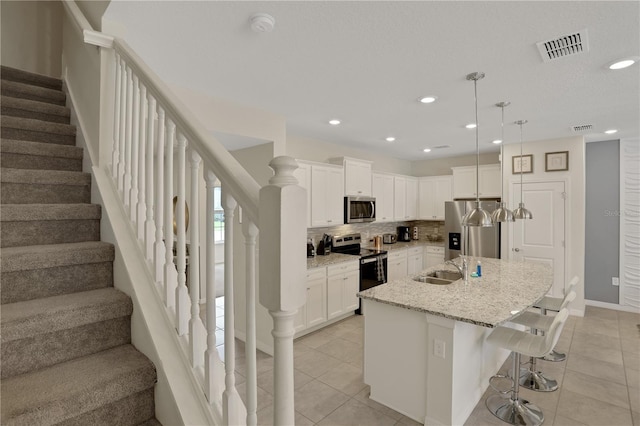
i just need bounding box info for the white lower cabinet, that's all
[407,246,424,275]
[387,249,408,281]
[424,246,445,268]
[327,261,360,320]
[295,267,327,333]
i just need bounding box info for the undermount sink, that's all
[426,270,463,281]
[413,276,454,285]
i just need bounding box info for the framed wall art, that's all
[512,154,533,174]
[545,151,569,172]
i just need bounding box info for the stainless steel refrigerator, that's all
[444,201,500,260]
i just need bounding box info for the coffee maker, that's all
[397,226,411,242]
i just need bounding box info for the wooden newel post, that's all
[259,156,307,426]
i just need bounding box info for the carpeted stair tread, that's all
[1,79,66,106]
[1,203,100,221]
[1,167,90,185]
[0,344,156,426]
[1,241,114,273]
[1,95,70,124]
[1,66,63,90]
[1,115,76,145]
[137,418,162,426]
[57,388,156,426]
[1,168,91,204]
[1,287,132,343]
[1,139,83,171]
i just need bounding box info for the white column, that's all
[243,220,259,426]
[258,157,307,426]
[163,119,176,309]
[129,75,140,222]
[136,84,148,242]
[222,189,239,425]
[204,168,219,402]
[123,66,133,206]
[116,60,127,194]
[111,53,121,180]
[154,107,166,286]
[144,95,156,261]
[175,133,189,336]
[189,148,203,366]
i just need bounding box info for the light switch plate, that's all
[612,277,620,286]
[434,339,446,359]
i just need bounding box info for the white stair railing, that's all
[63,1,307,424]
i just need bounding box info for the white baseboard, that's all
[585,299,640,314]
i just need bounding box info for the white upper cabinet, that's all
[372,173,394,222]
[452,164,501,199]
[330,157,372,196]
[393,176,418,221]
[310,163,344,227]
[405,177,418,220]
[419,176,453,220]
[293,161,312,228]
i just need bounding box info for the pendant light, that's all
[462,72,494,227]
[491,102,515,223]
[513,120,533,219]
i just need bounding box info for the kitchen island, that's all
[358,257,553,426]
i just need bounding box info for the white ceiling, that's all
[106,1,640,160]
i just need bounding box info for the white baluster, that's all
[204,167,219,401]
[189,148,203,366]
[258,157,307,426]
[163,118,176,309]
[243,220,259,426]
[123,66,133,206]
[129,75,140,222]
[222,189,240,426]
[155,108,167,286]
[145,95,157,262]
[175,133,189,335]
[136,84,147,241]
[117,60,127,194]
[111,54,121,180]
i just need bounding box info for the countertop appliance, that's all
[382,233,396,244]
[344,196,376,224]
[332,233,388,314]
[397,226,411,242]
[444,200,500,260]
[317,234,332,255]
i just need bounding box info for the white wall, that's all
[502,136,586,315]
[1,0,62,77]
[75,0,110,31]
[411,152,500,176]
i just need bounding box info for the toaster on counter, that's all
[383,233,397,244]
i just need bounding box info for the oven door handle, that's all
[361,255,386,264]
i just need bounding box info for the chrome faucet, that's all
[446,256,468,282]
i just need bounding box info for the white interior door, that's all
[510,181,566,297]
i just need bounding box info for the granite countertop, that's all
[364,240,445,251]
[307,252,359,269]
[358,257,553,328]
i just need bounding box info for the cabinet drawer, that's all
[327,261,359,276]
[427,246,444,254]
[408,246,423,256]
[388,249,407,260]
[306,267,327,281]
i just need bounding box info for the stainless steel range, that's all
[332,233,388,314]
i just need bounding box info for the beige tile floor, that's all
[214,303,640,425]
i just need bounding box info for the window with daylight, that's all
[214,186,224,243]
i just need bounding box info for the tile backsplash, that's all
[308,220,444,246]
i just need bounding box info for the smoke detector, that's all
[536,29,589,62]
[250,13,275,33]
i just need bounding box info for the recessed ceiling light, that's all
[465,123,477,129]
[419,96,437,104]
[492,139,502,144]
[604,129,618,134]
[386,137,396,142]
[328,119,341,126]
[423,148,432,153]
[608,58,637,70]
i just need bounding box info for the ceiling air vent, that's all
[571,124,593,133]
[537,29,589,62]
[432,145,451,150]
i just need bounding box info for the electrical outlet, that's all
[612,277,620,286]
[434,339,446,359]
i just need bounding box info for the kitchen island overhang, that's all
[358,257,553,426]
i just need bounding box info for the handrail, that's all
[112,38,261,224]
[61,0,93,33]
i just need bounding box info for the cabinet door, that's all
[478,165,501,198]
[326,274,344,320]
[452,167,477,199]
[387,250,408,281]
[434,177,453,219]
[393,176,406,221]
[306,276,327,328]
[326,166,344,225]
[407,247,424,274]
[310,165,343,227]
[418,178,437,219]
[345,160,372,196]
[342,269,360,312]
[424,247,445,268]
[373,173,394,222]
[405,177,418,220]
[293,161,312,228]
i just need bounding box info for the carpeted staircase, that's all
[1,66,161,426]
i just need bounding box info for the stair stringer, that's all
[63,78,227,426]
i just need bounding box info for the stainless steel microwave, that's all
[344,196,376,223]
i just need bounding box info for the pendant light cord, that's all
[500,105,505,198]
[474,79,480,204]
[519,122,524,203]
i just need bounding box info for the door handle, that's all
[513,248,520,252]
